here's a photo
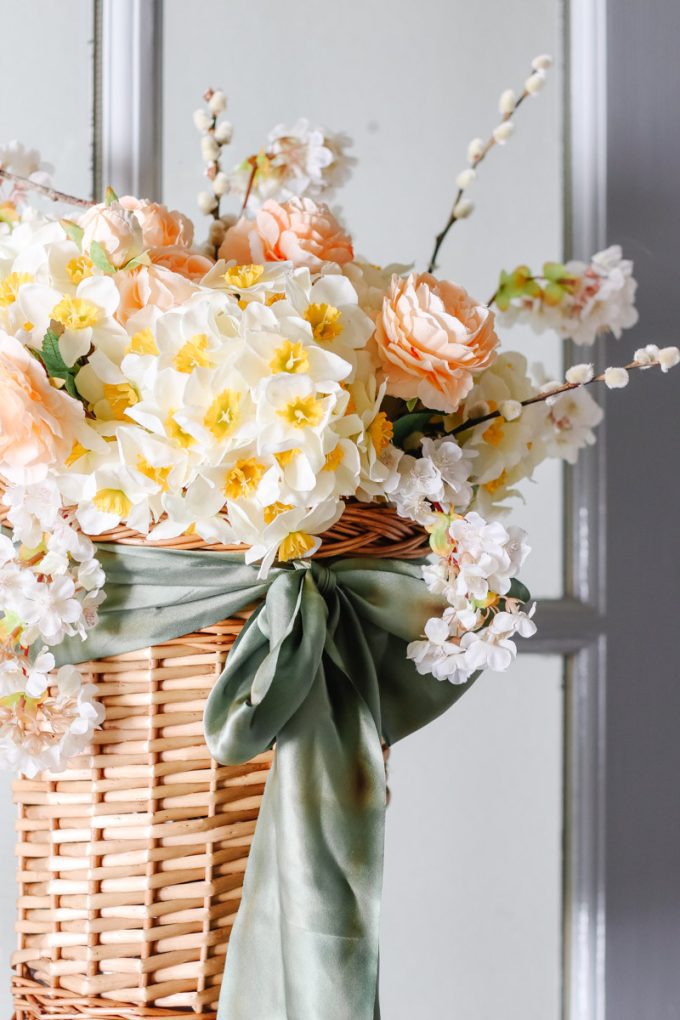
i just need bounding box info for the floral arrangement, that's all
[0,56,676,776]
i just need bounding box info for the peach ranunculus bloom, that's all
[79,201,144,269]
[218,197,354,271]
[120,197,195,249]
[374,273,499,413]
[148,245,214,282]
[114,265,198,326]
[0,331,84,484]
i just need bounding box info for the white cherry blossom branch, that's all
[451,348,679,437]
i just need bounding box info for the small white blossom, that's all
[604,366,629,389]
[565,363,594,384]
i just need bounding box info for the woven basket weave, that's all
[11,502,427,1019]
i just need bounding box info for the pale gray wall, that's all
[605,2,680,1017]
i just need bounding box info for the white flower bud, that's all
[658,345,680,372]
[604,366,629,389]
[526,71,546,95]
[453,198,474,220]
[493,121,515,145]
[565,363,594,384]
[197,191,218,215]
[213,171,229,196]
[193,109,212,133]
[500,400,522,421]
[201,136,220,163]
[208,90,227,115]
[532,54,554,71]
[634,344,659,365]
[467,137,485,162]
[499,89,516,115]
[214,120,233,145]
[455,168,476,190]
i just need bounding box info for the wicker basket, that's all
[11,503,427,1019]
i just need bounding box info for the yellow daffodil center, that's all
[64,441,87,468]
[274,448,300,467]
[269,339,309,375]
[304,303,343,342]
[266,291,286,306]
[279,395,323,429]
[66,255,93,285]
[102,382,139,421]
[93,489,132,517]
[165,410,195,448]
[126,327,158,356]
[368,412,393,453]
[136,456,172,491]
[0,272,33,306]
[224,264,264,290]
[0,201,18,225]
[278,531,316,562]
[51,295,100,330]
[323,445,344,472]
[264,501,293,524]
[482,470,508,495]
[173,333,214,373]
[483,419,505,447]
[224,458,266,499]
[204,389,241,439]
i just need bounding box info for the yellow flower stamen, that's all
[274,448,300,467]
[483,419,505,447]
[304,303,343,342]
[204,389,241,439]
[224,458,266,500]
[269,339,310,375]
[66,255,93,285]
[102,382,139,421]
[264,501,293,524]
[51,295,100,330]
[126,327,159,356]
[266,291,286,306]
[136,456,172,491]
[279,394,324,429]
[93,489,132,518]
[165,410,195,448]
[278,531,316,562]
[323,445,344,472]
[65,441,87,467]
[482,470,508,495]
[224,264,264,290]
[368,412,393,453]
[173,333,214,373]
[0,272,33,307]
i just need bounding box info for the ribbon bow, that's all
[56,546,475,1020]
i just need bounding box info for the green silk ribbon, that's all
[55,545,476,1020]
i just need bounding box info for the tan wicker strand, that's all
[12,503,427,1018]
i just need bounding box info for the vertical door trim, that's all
[94,0,163,200]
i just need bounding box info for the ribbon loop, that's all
[311,560,337,598]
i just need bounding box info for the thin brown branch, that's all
[0,168,92,208]
[451,360,653,436]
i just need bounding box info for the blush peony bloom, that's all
[120,197,195,249]
[79,201,144,268]
[218,197,354,270]
[374,273,499,413]
[114,265,197,326]
[148,245,214,282]
[0,331,84,484]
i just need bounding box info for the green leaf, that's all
[406,397,418,412]
[89,240,116,275]
[104,185,119,206]
[507,577,531,604]
[41,329,69,375]
[121,250,151,272]
[60,219,84,248]
[392,410,439,449]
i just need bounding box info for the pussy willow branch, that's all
[451,359,649,436]
[427,79,539,275]
[0,168,92,208]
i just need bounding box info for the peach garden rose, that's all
[218,196,354,270]
[374,272,499,413]
[79,201,144,269]
[120,197,195,248]
[0,330,84,484]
